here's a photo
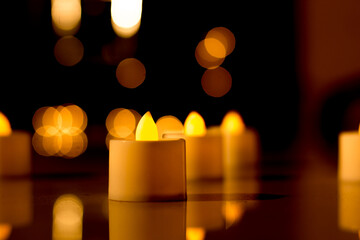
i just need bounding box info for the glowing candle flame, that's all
[221,111,245,134]
[135,111,158,141]
[0,112,11,136]
[358,123,360,135]
[111,0,143,38]
[184,111,206,136]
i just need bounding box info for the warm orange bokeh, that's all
[116,58,146,88]
[32,104,87,158]
[201,67,232,97]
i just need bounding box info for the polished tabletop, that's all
[0,149,359,240]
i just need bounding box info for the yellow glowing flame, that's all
[186,228,205,240]
[358,123,360,135]
[135,111,158,141]
[221,111,245,134]
[0,112,11,136]
[184,111,206,136]
[51,0,82,36]
[111,0,142,38]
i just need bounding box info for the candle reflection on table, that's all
[108,200,186,240]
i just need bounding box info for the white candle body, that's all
[0,131,31,176]
[338,131,360,182]
[223,128,259,179]
[109,200,186,240]
[185,134,222,181]
[109,139,186,201]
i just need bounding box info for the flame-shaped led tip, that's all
[0,112,12,136]
[221,111,245,134]
[184,111,207,136]
[135,111,159,141]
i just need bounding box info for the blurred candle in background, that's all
[0,112,31,177]
[184,111,223,181]
[221,111,260,179]
[338,125,360,182]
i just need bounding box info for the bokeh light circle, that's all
[116,58,146,88]
[201,67,232,97]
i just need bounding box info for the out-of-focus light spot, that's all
[201,67,232,97]
[32,104,88,158]
[54,36,84,66]
[0,112,11,136]
[204,38,226,59]
[184,111,206,137]
[51,0,81,36]
[116,58,146,88]
[221,111,245,135]
[222,201,245,229]
[111,0,142,38]
[206,27,235,57]
[156,115,184,139]
[195,40,224,69]
[186,228,205,240]
[106,108,140,139]
[136,111,158,141]
[53,194,83,240]
[0,224,12,240]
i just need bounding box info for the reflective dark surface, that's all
[1,149,359,240]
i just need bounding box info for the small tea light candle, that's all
[108,111,186,201]
[338,126,360,182]
[221,111,259,179]
[184,111,222,181]
[0,112,31,177]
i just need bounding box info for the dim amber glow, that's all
[116,58,146,88]
[156,115,184,139]
[222,201,245,229]
[51,0,81,36]
[0,224,12,240]
[206,27,235,57]
[221,111,245,134]
[54,36,84,66]
[135,111,158,141]
[186,228,205,240]
[195,40,224,69]
[111,0,142,38]
[53,194,83,240]
[0,112,11,136]
[201,67,232,97]
[184,111,206,136]
[32,104,87,158]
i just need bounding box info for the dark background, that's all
[1,0,300,153]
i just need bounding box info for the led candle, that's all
[338,125,360,182]
[221,111,259,179]
[184,111,222,181]
[0,113,31,177]
[108,111,186,201]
